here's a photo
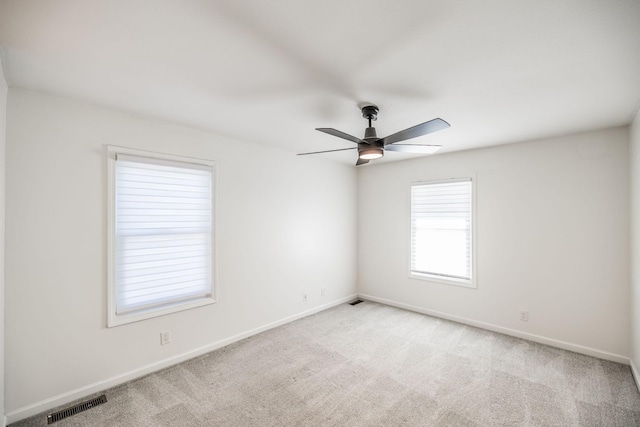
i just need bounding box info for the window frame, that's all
[107,146,217,327]
[408,174,477,289]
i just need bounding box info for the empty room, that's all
[1,0,640,426]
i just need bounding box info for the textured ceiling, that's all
[1,0,639,165]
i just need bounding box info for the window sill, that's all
[409,272,476,289]
[108,296,217,328]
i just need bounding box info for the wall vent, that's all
[349,299,363,306]
[47,395,107,424]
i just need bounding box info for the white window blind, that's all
[411,178,473,283]
[114,153,214,316]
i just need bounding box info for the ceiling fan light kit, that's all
[298,104,450,166]
[358,146,384,160]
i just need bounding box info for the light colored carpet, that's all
[11,301,640,426]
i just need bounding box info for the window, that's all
[107,146,216,326]
[410,176,475,287]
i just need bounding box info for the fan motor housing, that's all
[363,126,378,140]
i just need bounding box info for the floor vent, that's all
[349,299,363,306]
[47,395,107,424]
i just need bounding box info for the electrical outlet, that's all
[160,330,171,345]
[302,293,308,302]
[321,288,325,297]
[520,310,529,322]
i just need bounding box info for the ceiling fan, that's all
[298,105,450,165]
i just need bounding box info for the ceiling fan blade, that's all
[297,147,356,156]
[378,118,450,146]
[316,128,364,144]
[384,144,442,154]
[356,158,370,166]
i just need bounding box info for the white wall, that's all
[4,89,357,421]
[631,107,640,378]
[0,54,8,427]
[358,128,630,360]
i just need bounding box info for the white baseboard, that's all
[359,293,630,365]
[6,294,358,424]
[631,359,640,394]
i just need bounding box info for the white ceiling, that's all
[1,0,639,165]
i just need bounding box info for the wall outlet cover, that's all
[160,330,171,345]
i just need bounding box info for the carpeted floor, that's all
[11,301,640,426]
